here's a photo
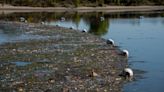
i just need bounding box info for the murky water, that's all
[0,11,164,92]
[11,61,32,66]
[0,23,49,44]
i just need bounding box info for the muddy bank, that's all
[0,21,128,92]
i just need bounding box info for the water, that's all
[0,24,49,44]
[0,24,24,43]
[11,61,32,66]
[103,18,164,92]
[0,11,164,92]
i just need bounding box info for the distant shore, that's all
[0,4,164,13]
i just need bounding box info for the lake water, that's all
[0,11,164,92]
[104,17,164,92]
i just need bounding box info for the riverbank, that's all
[0,21,127,92]
[0,5,164,13]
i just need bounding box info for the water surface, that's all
[12,61,32,66]
[0,11,164,92]
[103,17,164,92]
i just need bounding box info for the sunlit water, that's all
[103,18,164,92]
[0,11,164,92]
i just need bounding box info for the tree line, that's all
[1,0,164,7]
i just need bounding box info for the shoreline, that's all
[0,6,164,13]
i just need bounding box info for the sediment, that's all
[0,21,127,92]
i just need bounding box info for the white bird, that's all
[122,49,129,58]
[82,29,87,33]
[124,68,134,80]
[106,39,114,45]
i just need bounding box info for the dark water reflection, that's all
[1,11,164,36]
[1,11,164,92]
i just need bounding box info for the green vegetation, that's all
[1,0,164,7]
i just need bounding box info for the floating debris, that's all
[120,49,129,58]
[106,39,115,46]
[91,69,99,77]
[123,68,134,81]
[82,29,87,33]
[0,21,127,92]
